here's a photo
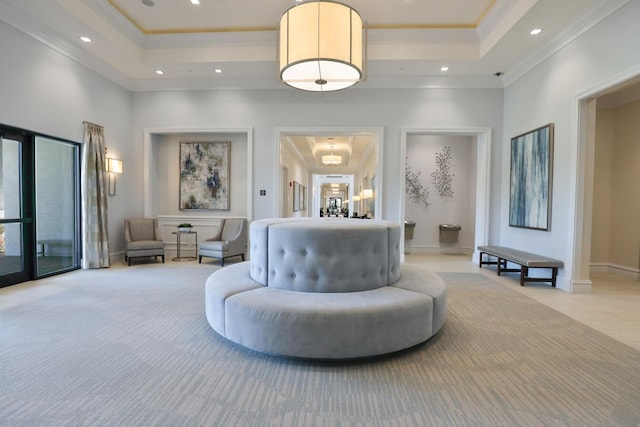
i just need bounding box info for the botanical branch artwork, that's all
[179,141,230,210]
[405,162,431,211]
[431,146,455,200]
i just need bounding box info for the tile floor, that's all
[2,254,640,352]
[405,253,640,351]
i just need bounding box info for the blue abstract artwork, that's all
[509,124,553,230]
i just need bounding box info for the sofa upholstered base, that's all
[205,261,446,359]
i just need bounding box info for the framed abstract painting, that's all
[179,141,230,210]
[293,181,300,212]
[509,124,554,231]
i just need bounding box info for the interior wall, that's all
[132,88,504,231]
[591,108,614,266]
[152,133,248,218]
[405,135,475,253]
[502,0,640,291]
[354,146,377,218]
[0,21,134,257]
[592,100,640,274]
[280,142,309,218]
[0,13,504,258]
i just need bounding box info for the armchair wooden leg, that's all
[221,257,225,267]
[241,254,245,261]
[128,257,132,266]
[161,255,165,263]
[198,255,202,264]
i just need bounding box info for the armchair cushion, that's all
[200,241,229,252]
[127,240,164,251]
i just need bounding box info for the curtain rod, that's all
[83,121,104,129]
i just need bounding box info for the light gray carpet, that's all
[2,263,640,426]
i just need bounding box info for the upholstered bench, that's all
[478,245,563,287]
[205,218,447,359]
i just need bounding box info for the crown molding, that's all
[503,0,630,87]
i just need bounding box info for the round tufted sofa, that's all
[205,218,447,359]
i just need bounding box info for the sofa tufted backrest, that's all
[249,218,298,285]
[249,218,401,293]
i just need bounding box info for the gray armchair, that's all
[124,218,165,266]
[199,218,247,266]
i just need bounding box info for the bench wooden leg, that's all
[521,266,527,286]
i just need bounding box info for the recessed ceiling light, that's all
[155,70,164,75]
[441,66,449,72]
[80,36,92,43]
[530,28,543,35]
[214,68,222,74]
[191,0,200,4]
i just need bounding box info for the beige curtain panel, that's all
[81,122,110,268]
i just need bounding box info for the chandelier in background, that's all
[322,153,342,165]
[278,1,364,92]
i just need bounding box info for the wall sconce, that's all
[363,189,373,199]
[105,157,123,196]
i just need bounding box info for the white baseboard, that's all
[590,262,640,280]
[569,279,593,294]
[403,244,473,255]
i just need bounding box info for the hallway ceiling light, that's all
[330,183,340,188]
[322,154,342,165]
[278,1,364,92]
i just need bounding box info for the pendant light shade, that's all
[279,1,363,92]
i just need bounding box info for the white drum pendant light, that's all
[279,1,364,92]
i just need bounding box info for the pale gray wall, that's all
[1,0,639,285]
[405,135,475,253]
[502,0,640,289]
[152,133,248,217]
[130,88,504,231]
[0,21,134,255]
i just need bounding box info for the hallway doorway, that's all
[277,127,383,219]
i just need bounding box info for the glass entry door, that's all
[0,133,33,286]
[35,136,80,277]
[0,126,80,288]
